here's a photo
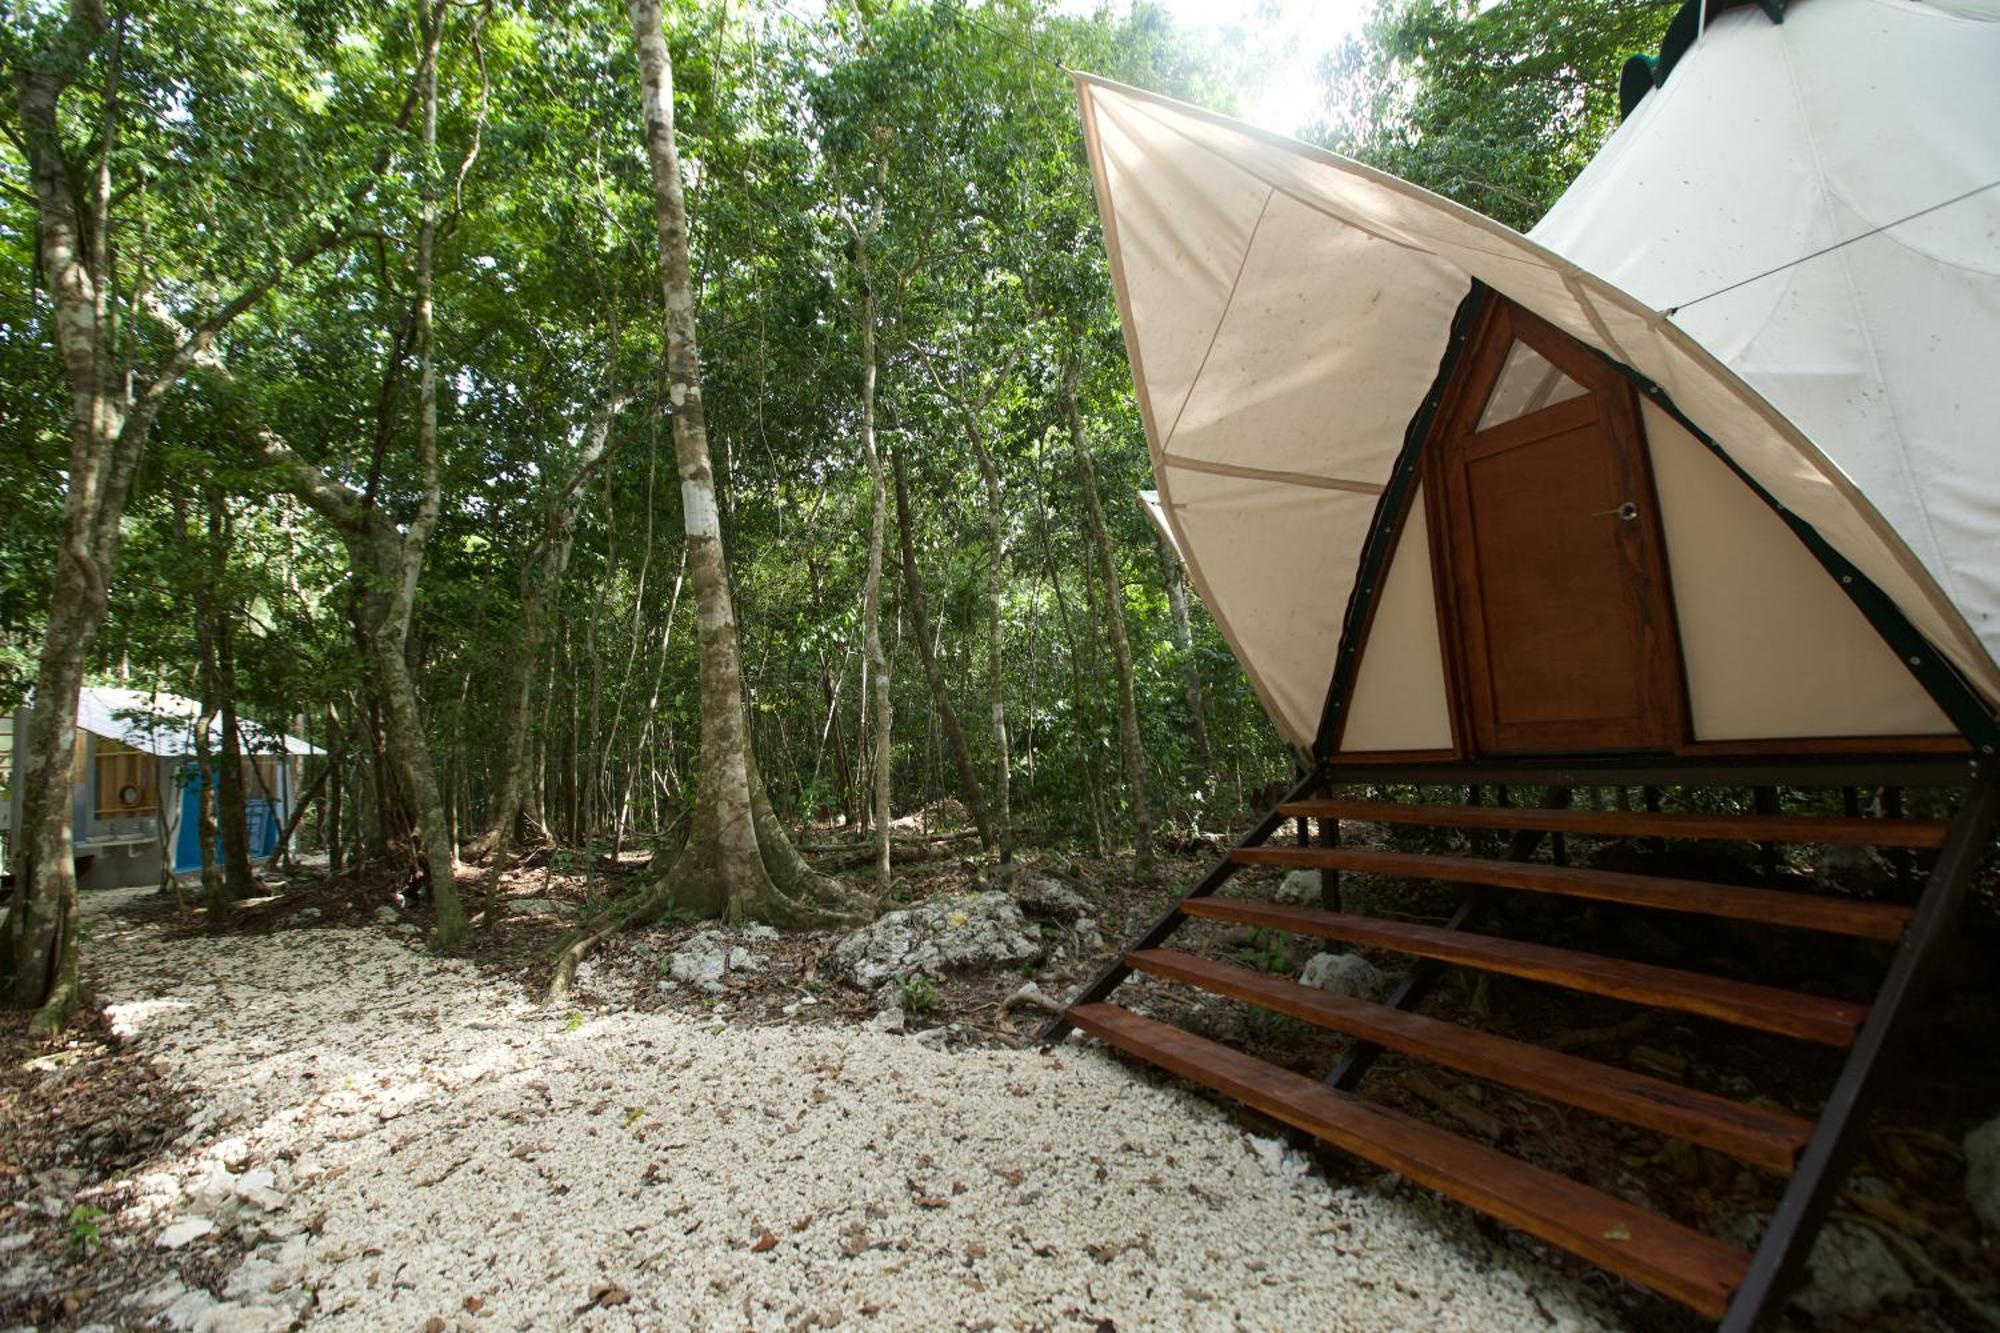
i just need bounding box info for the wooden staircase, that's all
[1043,763,1998,1329]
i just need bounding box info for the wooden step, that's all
[1278,798,1950,849]
[1233,846,1911,940]
[1069,1001,1750,1316]
[1129,948,1812,1171]
[1179,898,1868,1046]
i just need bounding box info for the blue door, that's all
[173,766,282,874]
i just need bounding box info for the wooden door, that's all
[1427,301,1685,755]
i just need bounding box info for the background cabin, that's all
[2,687,320,891]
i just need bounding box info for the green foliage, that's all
[0,0,1359,900]
[1313,0,1676,230]
[896,971,939,1016]
[1233,927,1294,976]
[65,1204,106,1260]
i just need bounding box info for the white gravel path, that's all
[85,906,1620,1331]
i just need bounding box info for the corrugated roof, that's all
[68,687,323,758]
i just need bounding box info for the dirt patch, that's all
[0,998,198,1328]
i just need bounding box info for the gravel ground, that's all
[79,900,1622,1332]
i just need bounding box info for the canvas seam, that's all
[1161,185,1274,451]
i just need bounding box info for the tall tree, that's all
[253,0,471,947]
[1,1,370,1026]
[1068,352,1154,878]
[473,393,630,921]
[915,340,1025,861]
[551,0,874,997]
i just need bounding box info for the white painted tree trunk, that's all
[581,0,873,965]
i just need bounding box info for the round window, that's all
[119,783,142,807]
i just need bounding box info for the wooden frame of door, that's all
[1421,297,1690,757]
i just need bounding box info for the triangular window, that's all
[1474,340,1588,431]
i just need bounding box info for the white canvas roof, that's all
[69,687,322,758]
[1076,0,2000,750]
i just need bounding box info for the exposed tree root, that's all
[547,765,877,1002]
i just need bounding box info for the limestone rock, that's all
[664,930,770,993]
[223,1235,308,1300]
[194,1303,296,1333]
[996,866,1098,922]
[1725,1213,1913,1321]
[1964,1114,2000,1232]
[1274,870,1321,906]
[232,1167,286,1212]
[869,1006,906,1035]
[158,1216,217,1249]
[833,892,1042,989]
[1814,842,1895,893]
[1793,1219,1915,1320]
[1298,952,1388,1001]
[1071,915,1103,955]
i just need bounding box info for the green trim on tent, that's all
[1621,0,1785,121]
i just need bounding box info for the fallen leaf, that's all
[574,1284,632,1314]
[463,1295,484,1314]
[424,1319,446,1333]
[751,1230,779,1253]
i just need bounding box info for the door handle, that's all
[1592,501,1639,521]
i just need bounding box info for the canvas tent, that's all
[1051,2,2000,1325]
[1075,0,1999,761]
[5,687,321,890]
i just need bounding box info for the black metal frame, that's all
[1720,762,1998,1329]
[1036,770,1323,1045]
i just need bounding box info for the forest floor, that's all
[3,822,1997,1331]
[0,866,1627,1332]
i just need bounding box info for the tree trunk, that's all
[550,1,874,998]
[1068,357,1154,877]
[890,445,997,854]
[390,8,465,945]
[854,221,894,895]
[969,421,1012,862]
[1030,438,1108,855]
[248,8,465,944]
[191,701,226,912]
[207,492,257,900]
[1154,522,1211,774]
[271,762,329,870]
[475,395,628,920]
